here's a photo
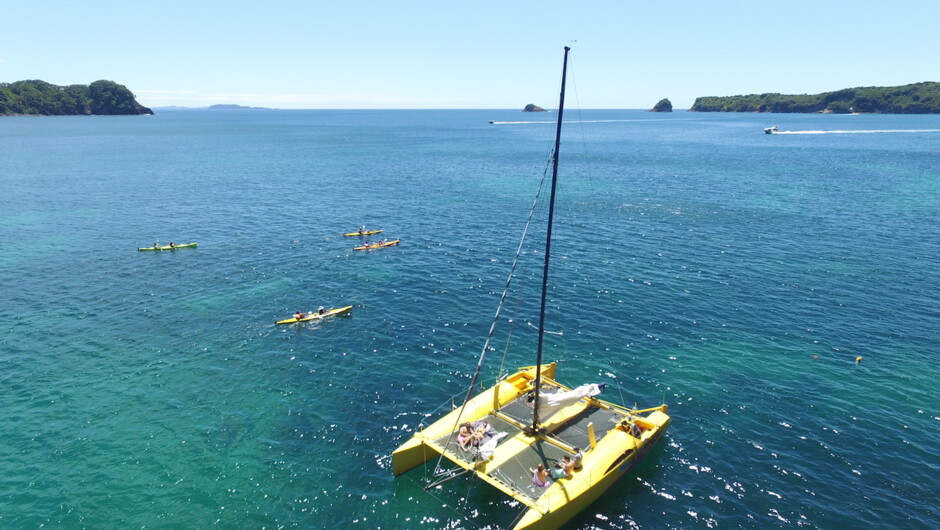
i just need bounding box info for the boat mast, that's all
[531,46,570,434]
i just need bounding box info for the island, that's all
[0,80,153,116]
[207,104,271,110]
[523,104,546,112]
[152,104,273,111]
[650,98,673,112]
[689,81,940,114]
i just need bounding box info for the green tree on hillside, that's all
[689,82,940,113]
[0,79,152,115]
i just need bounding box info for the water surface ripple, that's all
[1,110,938,528]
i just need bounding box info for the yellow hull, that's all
[276,305,353,324]
[353,239,400,251]
[512,409,670,530]
[391,364,670,530]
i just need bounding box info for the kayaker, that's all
[359,226,365,235]
[169,242,175,248]
[294,311,304,320]
[317,306,326,315]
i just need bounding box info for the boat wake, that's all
[774,128,940,135]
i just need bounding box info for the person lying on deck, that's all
[471,422,488,444]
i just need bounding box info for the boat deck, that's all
[499,383,626,448]
[432,384,630,505]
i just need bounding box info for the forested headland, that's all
[0,80,153,116]
[690,82,940,113]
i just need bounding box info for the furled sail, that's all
[535,383,604,420]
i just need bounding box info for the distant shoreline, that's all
[690,81,940,114]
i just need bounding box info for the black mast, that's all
[531,46,570,434]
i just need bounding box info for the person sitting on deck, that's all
[457,423,474,449]
[560,455,576,476]
[550,461,571,480]
[456,420,493,451]
[571,447,583,471]
[629,422,643,439]
[530,464,551,487]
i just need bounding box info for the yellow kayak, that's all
[354,239,400,251]
[276,305,353,324]
[344,229,383,237]
[138,242,197,251]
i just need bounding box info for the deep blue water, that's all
[1,109,938,529]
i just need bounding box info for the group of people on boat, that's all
[456,422,490,450]
[529,447,583,487]
[360,239,389,249]
[293,307,327,321]
[352,226,399,250]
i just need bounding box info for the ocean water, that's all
[1,109,938,529]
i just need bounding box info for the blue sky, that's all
[3,1,938,109]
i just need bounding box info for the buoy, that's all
[855,356,863,364]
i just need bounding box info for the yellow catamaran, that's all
[392,47,670,529]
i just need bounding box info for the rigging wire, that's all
[431,149,556,475]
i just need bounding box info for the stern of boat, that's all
[511,404,671,530]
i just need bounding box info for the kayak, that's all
[354,239,400,251]
[344,229,383,237]
[276,305,353,324]
[138,242,197,251]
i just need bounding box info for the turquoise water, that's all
[1,110,938,529]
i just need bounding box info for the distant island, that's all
[650,98,673,112]
[690,81,940,113]
[523,104,546,112]
[207,104,271,110]
[152,104,274,111]
[0,80,152,116]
